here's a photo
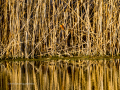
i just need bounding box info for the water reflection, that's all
[0,59,120,90]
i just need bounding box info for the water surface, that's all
[0,58,120,90]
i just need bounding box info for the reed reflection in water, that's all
[0,59,120,90]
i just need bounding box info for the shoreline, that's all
[1,55,120,61]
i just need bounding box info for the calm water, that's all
[0,59,120,90]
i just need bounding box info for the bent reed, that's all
[0,0,120,59]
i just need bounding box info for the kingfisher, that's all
[60,23,65,30]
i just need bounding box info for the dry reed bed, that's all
[0,0,120,58]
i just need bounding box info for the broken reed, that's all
[0,0,119,59]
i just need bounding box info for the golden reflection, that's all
[0,59,120,90]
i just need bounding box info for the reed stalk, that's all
[0,0,119,59]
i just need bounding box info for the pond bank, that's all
[1,55,120,61]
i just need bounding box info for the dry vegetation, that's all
[0,0,120,59]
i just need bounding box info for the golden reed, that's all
[0,0,119,58]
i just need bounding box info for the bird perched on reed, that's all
[59,23,65,39]
[60,23,65,30]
